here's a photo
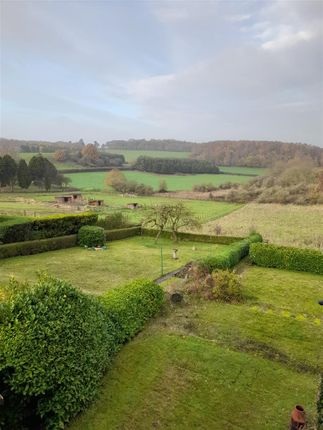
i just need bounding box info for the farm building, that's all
[55,193,83,205]
[88,199,104,207]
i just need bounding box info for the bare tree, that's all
[142,204,172,242]
[167,203,201,241]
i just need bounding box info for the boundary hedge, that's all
[141,228,243,245]
[250,243,323,275]
[0,213,97,244]
[105,226,141,241]
[0,235,77,259]
[198,233,263,272]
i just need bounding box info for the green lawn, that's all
[0,236,227,295]
[68,265,323,430]
[106,149,192,162]
[66,170,253,192]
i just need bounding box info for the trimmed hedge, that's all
[198,233,263,272]
[78,226,106,247]
[0,277,163,429]
[0,213,97,244]
[250,242,323,275]
[141,228,243,245]
[100,279,164,344]
[0,235,77,259]
[105,226,141,241]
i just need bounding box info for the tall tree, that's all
[105,169,126,189]
[1,155,17,191]
[17,159,32,189]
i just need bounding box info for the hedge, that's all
[198,233,263,272]
[0,235,77,259]
[105,226,141,241]
[100,279,164,344]
[249,242,323,275]
[0,213,97,244]
[0,277,163,430]
[141,228,243,245]
[78,226,106,247]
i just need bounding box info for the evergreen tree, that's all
[1,155,17,191]
[17,159,32,189]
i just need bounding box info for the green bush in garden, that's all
[250,242,323,275]
[78,225,106,247]
[0,276,164,429]
[100,279,164,344]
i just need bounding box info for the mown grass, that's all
[0,236,227,294]
[203,203,323,249]
[68,265,322,430]
[65,170,253,192]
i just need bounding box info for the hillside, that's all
[192,140,323,167]
[103,139,195,152]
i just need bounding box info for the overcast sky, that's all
[1,0,323,146]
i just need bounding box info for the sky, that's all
[1,0,323,147]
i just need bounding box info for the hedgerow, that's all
[105,226,141,241]
[249,242,323,275]
[0,276,164,429]
[198,233,262,272]
[78,226,106,247]
[0,213,97,244]
[141,228,243,244]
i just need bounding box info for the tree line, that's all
[192,140,323,168]
[0,154,70,191]
[133,156,220,174]
[104,139,194,152]
[54,143,124,167]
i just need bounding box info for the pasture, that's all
[65,170,253,191]
[68,265,323,430]
[203,203,323,249]
[106,149,192,162]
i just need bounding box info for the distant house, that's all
[88,199,104,207]
[55,193,83,205]
[126,202,140,209]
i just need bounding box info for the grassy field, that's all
[18,152,80,170]
[68,265,322,430]
[0,192,242,224]
[0,236,228,295]
[66,170,253,192]
[203,203,323,249]
[106,149,191,162]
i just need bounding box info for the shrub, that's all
[0,277,164,429]
[100,279,164,344]
[250,243,323,275]
[97,212,130,230]
[210,270,243,302]
[78,225,106,247]
[105,226,141,241]
[141,228,243,244]
[0,213,97,244]
[0,235,77,259]
[0,275,117,430]
[198,233,262,272]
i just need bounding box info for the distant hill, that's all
[192,140,323,167]
[103,139,195,152]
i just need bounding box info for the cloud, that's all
[262,29,314,51]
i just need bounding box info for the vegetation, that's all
[96,212,130,230]
[0,236,229,294]
[105,149,192,162]
[224,159,323,204]
[68,265,322,430]
[134,156,220,174]
[192,140,323,167]
[203,203,323,249]
[78,226,106,247]
[143,202,201,241]
[104,138,194,152]
[0,275,163,429]
[250,242,323,275]
[67,170,252,191]
[105,168,153,195]
[0,213,97,244]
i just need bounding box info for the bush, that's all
[0,213,98,244]
[97,212,130,230]
[100,279,164,344]
[210,270,243,302]
[0,277,164,429]
[0,235,77,259]
[250,242,323,275]
[198,233,263,272]
[105,226,141,241]
[78,225,106,247]
[0,275,117,430]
